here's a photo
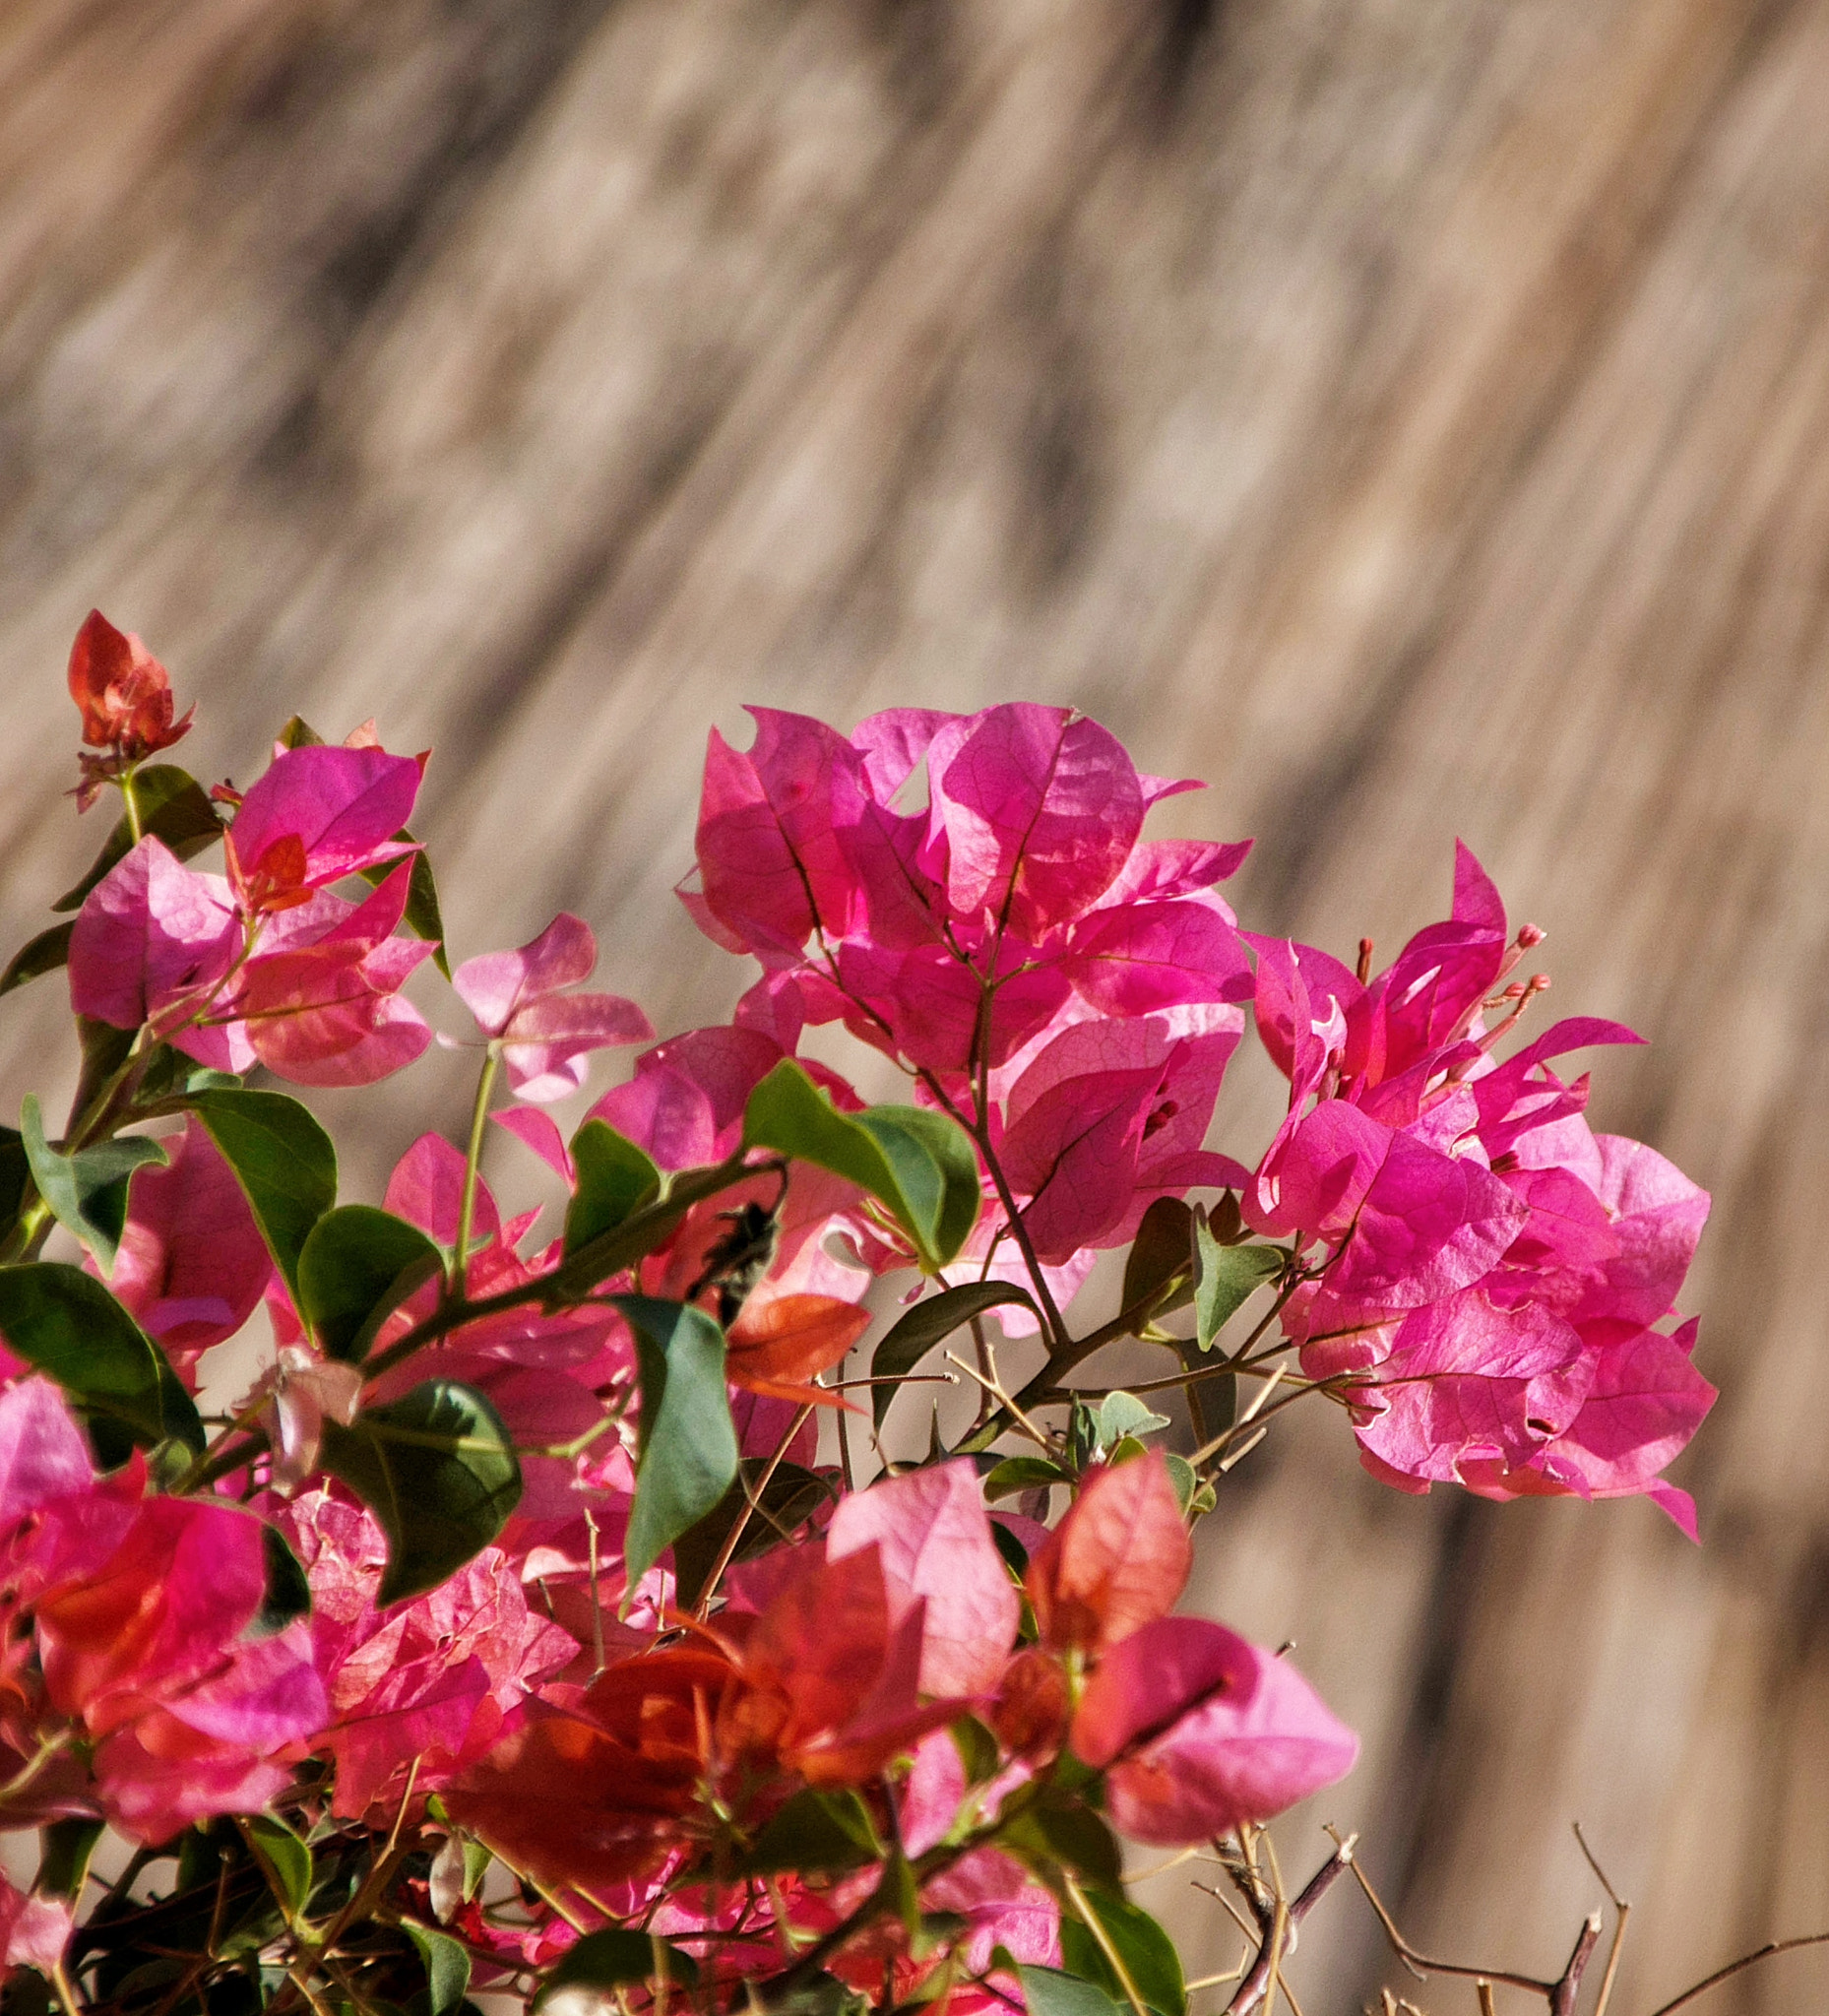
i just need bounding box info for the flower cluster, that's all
[0,622,1711,2016]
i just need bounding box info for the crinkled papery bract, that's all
[273,1485,576,1819]
[0,1380,326,1843]
[105,1116,272,1371]
[450,913,653,1102]
[225,743,422,914]
[1071,1616,1358,1844]
[682,702,1255,1302]
[70,841,434,1087]
[1245,846,1715,1531]
[448,1474,1013,1888]
[67,610,193,807]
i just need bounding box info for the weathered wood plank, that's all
[2,1,1828,2004]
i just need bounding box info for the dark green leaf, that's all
[21,1094,169,1269]
[70,1017,137,1127]
[857,1104,981,1266]
[983,1456,1070,1501]
[320,1381,520,1606]
[563,1122,661,1258]
[0,922,75,998]
[1060,1892,1185,2016]
[251,1523,312,1639]
[670,1459,835,1610]
[0,1262,202,1452]
[1193,1222,1283,1354]
[359,838,449,979]
[276,717,324,749]
[297,1206,442,1363]
[243,1815,312,1921]
[990,1519,1032,1574]
[1004,1802,1123,1894]
[190,1089,337,1302]
[610,1295,738,1589]
[950,1715,1002,1785]
[535,1929,698,2006]
[53,765,223,914]
[1012,1965,1123,2016]
[753,1976,865,2016]
[742,1788,880,1874]
[1176,1338,1234,1447]
[742,1062,979,1270]
[869,1282,1039,1428]
[36,1819,102,1901]
[0,1127,30,1239]
[402,1922,472,2016]
[1121,1197,1195,1329]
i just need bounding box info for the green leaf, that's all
[868,1281,1040,1428]
[1060,1892,1186,2016]
[1012,1965,1123,2016]
[190,1089,337,1302]
[983,1456,1071,1501]
[742,1061,978,1270]
[951,1715,1002,1786]
[0,1262,202,1452]
[1004,1801,1123,1894]
[563,1122,661,1258]
[610,1296,738,1590]
[298,1206,443,1363]
[36,1819,103,1901]
[244,1814,313,1921]
[0,922,75,999]
[1162,1451,1198,1516]
[670,1459,835,1610]
[402,1922,472,2016]
[535,1929,698,2007]
[359,838,450,979]
[20,1094,169,1269]
[53,765,223,914]
[0,1128,31,1241]
[1193,1221,1283,1354]
[1176,1337,1234,1447]
[990,1519,1033,1574]
[319,1381,521,1606]
[251,1523,312,1639]
[1095,1392,1170,1449]
[742,1787,881,1874]
[1121,1197,1195,1329]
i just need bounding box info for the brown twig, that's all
[1549,1913,1601,2016]
[1330,1830,1555,1998]
[1223,1836,1356,2016]
[1572,1822,1630,2016]
[1644,1929,1829,2016]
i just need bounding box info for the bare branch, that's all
[1223,1836,1356,2016]
[1644,1929,1829,2016]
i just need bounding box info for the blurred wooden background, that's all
[4,0,1829,2005]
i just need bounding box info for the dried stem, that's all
[1331,1831,1555,1998]
[1223,1837,1356,2016]
[1548,1913,1601,2016]
[1644,1929,1829,2016]
[1572,1822,1629,2016]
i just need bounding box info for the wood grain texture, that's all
[3,1,1827,2004]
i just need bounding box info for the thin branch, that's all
[1224,1836,1356,2016]
[1644,1929,1829,2016]
[1572,1822,1630,2016]
[1330,1831,1554,1997]
[1549,1914,1601,2016]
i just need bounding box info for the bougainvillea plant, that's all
[0,611,1753,2016]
